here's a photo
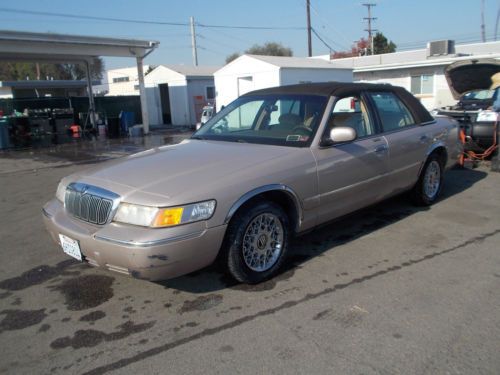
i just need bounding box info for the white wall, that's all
[214,56,280,111]
[280,68,353,85]
[0,87,12,98]
[186,78,216,124]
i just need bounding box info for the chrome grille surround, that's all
[64,182,121,225]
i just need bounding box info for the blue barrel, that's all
[0,118,10,149]
[120,111,135,134]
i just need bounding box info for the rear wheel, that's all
[224,201,290,284]
[412,154,443,206]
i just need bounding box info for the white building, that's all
[144,65,218,126]
[214,54,353,110]
[97,66,150,96]
[319,41,500,110]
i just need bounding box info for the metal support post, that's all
[136,56,150,134]
[85,60,97,130]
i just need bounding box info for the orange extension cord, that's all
[459,120,498,166]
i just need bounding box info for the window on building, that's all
[112,76,130,83]
[134,85,140,91]
[206,86,215,100]
[411,75,433,94]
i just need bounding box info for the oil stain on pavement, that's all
[0,259,79,291]
[49,275,114,311]
[0,309,47,333]
[50,320,156,350]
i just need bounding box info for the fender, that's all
[223,184,303,231]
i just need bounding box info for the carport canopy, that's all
[0,30,159,133]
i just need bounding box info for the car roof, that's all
[243,81,397,97]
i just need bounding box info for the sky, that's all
[1,0,498,70]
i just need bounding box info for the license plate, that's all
[59,234,82,261]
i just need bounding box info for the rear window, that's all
[369,91,416,132]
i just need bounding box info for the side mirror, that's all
[322,127,357,146]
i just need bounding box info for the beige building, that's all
[97,66,150,96]
[317,41,500,110]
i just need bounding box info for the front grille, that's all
[64,183,118,225]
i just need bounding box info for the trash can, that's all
[107,117,120,138]
[0,118,10,149]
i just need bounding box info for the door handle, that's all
[419,135,428,142]
[374,145,388,153]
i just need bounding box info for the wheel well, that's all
[231,190,300,234]
[430,146,448,167]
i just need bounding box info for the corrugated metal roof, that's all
[246,54,351,69]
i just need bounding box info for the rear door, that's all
[312,93,391,223]
[367,91,432,194]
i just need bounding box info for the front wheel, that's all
[411,154,444,206]
[224,201,290,284]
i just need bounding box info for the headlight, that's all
[56,181,67,202]
[476,110,499,122]
[113,200,216,228]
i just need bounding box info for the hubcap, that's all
[423,160,441,199]
[242,213,284,272]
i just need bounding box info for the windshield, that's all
[461,89,495,101]
[192,94,327,147]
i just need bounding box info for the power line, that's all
[0,7,189,26]
[196,22,304,31]
[311,28,336,52]
[0,7,306,30]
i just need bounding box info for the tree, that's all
[373,32,396,54]
[225,53,240,64]
[225,42,293,64]
[246,42,293,57]
[331,38,370,59]
[0,57,104,81]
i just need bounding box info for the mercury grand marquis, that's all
[43,82,462,284]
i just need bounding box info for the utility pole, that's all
[190,16,198,66]
[481,0,486,42]
[363,3,377,55]
[306,0,312,57]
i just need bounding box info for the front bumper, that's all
[42,198,227,281]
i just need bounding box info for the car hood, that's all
[445,59,500,99]
[64,139,298,206]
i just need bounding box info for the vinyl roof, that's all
[245,81,395,97]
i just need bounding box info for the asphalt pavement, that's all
[0,133,499,375]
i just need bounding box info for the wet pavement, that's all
[0,136,499,374]
[0,126,193,174]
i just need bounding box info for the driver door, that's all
[312,94,391,223]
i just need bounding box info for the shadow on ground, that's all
[160,167,488,294]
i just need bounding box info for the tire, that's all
[223,201,290,284]
[411,154,444,206]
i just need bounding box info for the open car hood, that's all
[445,59,500,99]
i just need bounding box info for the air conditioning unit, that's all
[427,40,455,56]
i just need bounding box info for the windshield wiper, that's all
[191,135,206,140]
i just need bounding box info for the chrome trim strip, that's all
[94,230,206,248]
[224,184,303,231]
[42,207,53,219]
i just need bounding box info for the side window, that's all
[269,99,300,125]
[369,91,415,132]
[326,95,374,138]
